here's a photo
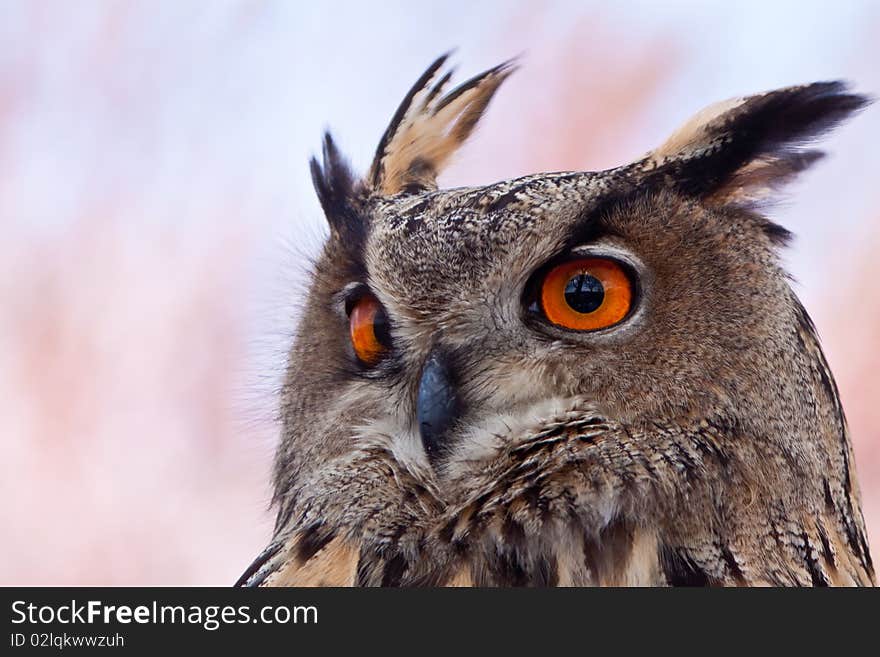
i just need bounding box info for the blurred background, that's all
[2,0,878,585]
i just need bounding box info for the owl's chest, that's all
[442,522,665,587]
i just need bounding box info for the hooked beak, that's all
[416,350,461,460]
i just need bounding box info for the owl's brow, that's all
[559,187,645,252]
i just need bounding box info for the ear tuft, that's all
[648,81,871,207]
[310,132,366,245]
[368,54,517,196]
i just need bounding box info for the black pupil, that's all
[372,306,392,347]
[564,273,604,314]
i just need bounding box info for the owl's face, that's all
[297,178,787,478]
[246,56,874,587]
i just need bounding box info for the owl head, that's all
[239,56,873,587]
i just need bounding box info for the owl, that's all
[237,55,875,586]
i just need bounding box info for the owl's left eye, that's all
[535,257,634,331]
[348,293,392,366]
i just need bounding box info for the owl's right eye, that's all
[535,257,634,331]
[348,293,392,366]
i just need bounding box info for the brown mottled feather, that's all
[367,55,515,195]
[240,58,874,587]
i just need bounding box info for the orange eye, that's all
[539,257,633,331]
[349,293,392,366]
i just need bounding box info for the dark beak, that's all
[416,350,461,460]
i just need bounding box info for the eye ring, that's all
[348,292,392,366]
[538,257,633,331]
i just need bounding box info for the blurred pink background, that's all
[2,1,878,585]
